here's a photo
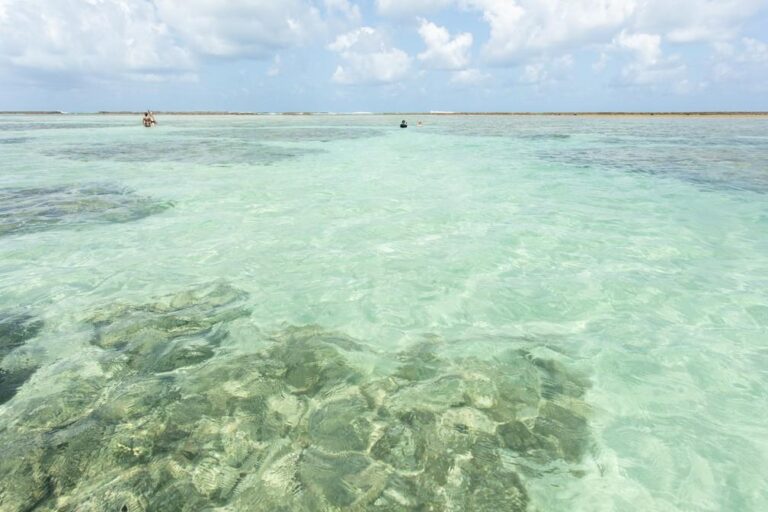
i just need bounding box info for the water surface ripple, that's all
[0,114,766,511]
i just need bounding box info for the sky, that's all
[1,0,767,112]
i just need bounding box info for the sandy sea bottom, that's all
[1,114,767,511]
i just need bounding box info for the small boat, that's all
[400,120,408,128]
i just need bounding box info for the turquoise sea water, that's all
[1,114,767,511]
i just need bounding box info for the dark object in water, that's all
[400,120,408,128]
[142,111,156,127]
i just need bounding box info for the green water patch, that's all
[0,184,173,237]
[87,281,251,375]
[517,133,571,141]
[0,122,109,132]
[47,139,322,166]
[434,122,572,140]
[0,283,593,511]
[540,142,768,193]
[176,126,385,143]
[0,311,43,404]
[0,137,31,145]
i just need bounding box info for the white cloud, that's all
[0,0,764,95]
[417,19,473,70]
[711,37,768,83]
[593,52,609,71]
[740,38,768,64]
[614,31,686,87]
[324,0,362,23]
[712,42,737,81]
[0,0,360,83]
[267,55,282,77]
[329,27,411,84]
[635,0,765,43]
[378,0,766,63]
[153,0,327,58]
[518,54,574,84]
[474,0,636,62]
[376,0,454,17]
[0,0,195,80]
[616,31,663,66]
[451,68,490,85]
[521,63,545,84]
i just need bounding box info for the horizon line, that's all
[2,110,768,116]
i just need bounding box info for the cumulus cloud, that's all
[376,0,454,17]
[474,0,636,62]
[324,0,362,23]
[451,68,490,85]
[417,19,473,70]
[0,0,194,80]
[0,0,361,83]
[614,31,686,87]
[328,27,411,84]
[740,38,768,64]
[378,0,766,61]
[593,52,610,72]
[153,0,327,58]
[518,54,574,84]
[634,0,765,43]
[520,63,546,84]
[0,0,764,96]
[711,37,768,83]
[616,32,663,66]
[267,55,282,77]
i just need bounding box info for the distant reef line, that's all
[1,111,767,117]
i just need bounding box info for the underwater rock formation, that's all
[0,137,30,145]
[0,312,43,358]
[177,127,385,144]
[540,142,768,193]
[49,139,322,166]
[0,184,173,237]
[0,366,37,406]
[87,281,251,375]
[0,311,43,404]
[0,289,593,511]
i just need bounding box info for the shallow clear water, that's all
[1,114,767,511]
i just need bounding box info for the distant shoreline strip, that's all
[1,111,767,117]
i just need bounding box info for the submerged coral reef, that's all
[48,139,322,166]
[0,283,592,511]
[0,184,173,237]
[0,311,43,405]
[0,137,30,145]
[175,126,385,144]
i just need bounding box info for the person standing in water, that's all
[142,111,158,127]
